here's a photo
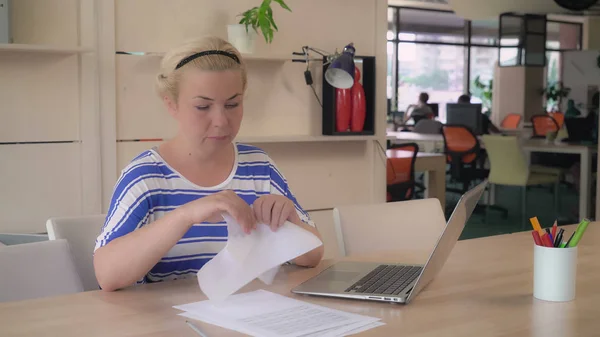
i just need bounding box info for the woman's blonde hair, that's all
[155,36,247,101]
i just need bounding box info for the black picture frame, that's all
[321,55,376,136]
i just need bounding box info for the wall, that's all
[492,64,544,125]
[110,0,388,229]
[583,17,600,51]
[0,0,387,234]
[562,50,600,111]
[562,50,600,219]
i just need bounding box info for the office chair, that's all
[482,135,561,229]
[531,115,559,138]
[413,119,443,135]
[441,125,508,218]
[548,112,565,129]
[386,143,419,202]
[501,114,522,129]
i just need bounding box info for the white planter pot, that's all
[227,24,256,54]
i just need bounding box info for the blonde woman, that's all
[93,37,324,291]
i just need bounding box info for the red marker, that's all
[532,231,543,246]
[540,233,554,247]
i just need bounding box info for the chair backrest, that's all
[0,239,84,302]
[441,125,480,165]
[386,143,419,201]
[332,199,446,258]
[46,214,106,291]
[481,135,530,186]
[531,115,559,138]
[548,112,565,128]
[413,119,443,134]
[501,113,522,129]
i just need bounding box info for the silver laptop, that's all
[292,180,487,304]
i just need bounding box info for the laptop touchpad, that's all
[317,270,361,282]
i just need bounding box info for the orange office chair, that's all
[531,115,559,138]
[441,125,482,190]
[441,125,508,217]
[548,112,565,129]
[386,143,419,202]
[501,114,522,129]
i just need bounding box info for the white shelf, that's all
[118,51,290,62]
[0,43,93,54]
[242,53,290,61]
[236,135,377,143]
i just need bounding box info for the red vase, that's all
[336,88,351,132]
[351,67,366,132]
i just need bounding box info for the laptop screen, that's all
[408,181,487,300]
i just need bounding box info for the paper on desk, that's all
[174,290,383,337]
[196,214,322,301]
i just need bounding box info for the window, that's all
[387,6,583,123]
[471,19,499,46]
[398,8,467,44]
[546,21,582,50]
[397,43,466,121]
[470,47,498,111]
[499,14,547,67]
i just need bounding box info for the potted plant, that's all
[227,0,291,53]
[541,81,571,112]
[471,75,493,116]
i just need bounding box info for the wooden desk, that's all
[522,139,596,220]
[2,224,599,336]
[386,151,446,208]
[387,131,444,152]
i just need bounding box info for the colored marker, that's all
[532,230,542,246]
[540,233,554,247]
[567,219,591,247]
[564,231,576,247]
[545,228,554,244]
[530,217,543,234]
[554,228,565,247]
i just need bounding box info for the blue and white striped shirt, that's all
[94,143,314,284]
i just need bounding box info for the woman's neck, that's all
[162,135,233,169]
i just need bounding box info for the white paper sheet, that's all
[297,321,386,337]
[174,290,383,337]
[196,214,323,301]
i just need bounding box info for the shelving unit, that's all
[0,43,93,54]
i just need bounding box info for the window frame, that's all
[386,5,582,114]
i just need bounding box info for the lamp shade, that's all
[325,43,356,89]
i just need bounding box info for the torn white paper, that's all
[196,214,322,301]
[174,290,384,337]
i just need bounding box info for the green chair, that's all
[481,135,561,229]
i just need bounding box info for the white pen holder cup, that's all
[533,244,577,302]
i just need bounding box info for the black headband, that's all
[175,50,241,70]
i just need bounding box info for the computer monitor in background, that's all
[446,103,483,135]
[427,103,439,118]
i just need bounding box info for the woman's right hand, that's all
[179,190,257,234]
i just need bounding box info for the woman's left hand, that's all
[252,195,301,231]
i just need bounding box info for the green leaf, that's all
[258,15,272,43]
[273,0,292,11]
[266,7,278,31]
[259,0,271,13]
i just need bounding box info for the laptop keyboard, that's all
[344,265,423,295]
